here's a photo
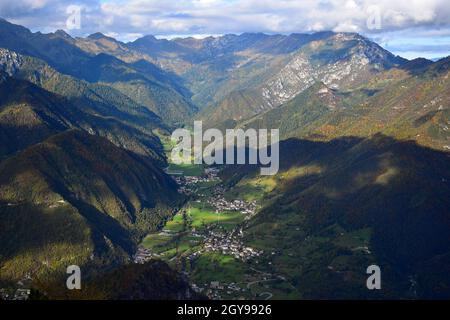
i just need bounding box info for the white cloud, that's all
[2,0,449,36]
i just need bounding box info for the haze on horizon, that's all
[1,0,450,60]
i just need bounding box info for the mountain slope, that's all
[242,55,449,152]
[0,130,182,285]
[75,53,197,124]
[0,48,171,159]
[187,32,406,125]
[221,135,450,298]
[200,89,271,128]
[0,18,91,77]
[0,19,196,124]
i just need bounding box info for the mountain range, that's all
[0,17,449,299]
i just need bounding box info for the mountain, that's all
[0,75,75,158]
[78,53,196,124]
[76,260,203,300]
[123,31,406,124]
[203,33,406,126]
[221,134,450,298]
[2,17,406,127]
[0,18,91,77]
[1,18,449,300]
[0,130,182,287]
[239,82,346,137]
[0,19,196,124]
[240,55,450,152]
[74,32,146,63]
[213,41,450,298]
[0,46,189,297]
[200,89,271,129]
[0,48,171,159]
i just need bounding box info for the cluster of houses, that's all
[172,166,221,195]
[0,288,31,300]
[175,176,207,195]
[191,281,248,300]
[174,171,220,196]
[143,166,270,299]
[206,196,257,216]
[202,229,262,261]
[133,247,157,264]
[0,273,32,300]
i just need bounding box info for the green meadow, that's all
[166,163,205,176]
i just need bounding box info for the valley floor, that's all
[135,165,301,300]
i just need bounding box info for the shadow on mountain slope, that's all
[222,134,450,298]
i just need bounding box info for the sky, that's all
[1,0,450,59]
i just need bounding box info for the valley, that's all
[0,16,449,300]
[135,164,299,300]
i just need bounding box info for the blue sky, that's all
[1,0,450,59]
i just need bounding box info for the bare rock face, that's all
[259,33,399,109]
[0,48,24,76]
[262,53,316,107]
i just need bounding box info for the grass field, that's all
[154,130,205,177]
[166,163,205,176]
[164,214,185,232]
[141,202,244,258]
[190,252,249,284]
[187,204,244,230]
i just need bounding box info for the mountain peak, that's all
[88,32,116,41]
[53,29,73,40]
[134,35,158,43]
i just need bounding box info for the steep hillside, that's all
[0,18,91,77]
[200,89,271,128]
[0,77,69,158]
[0,48,170,159]
[74,32,151,64]
[72,260,203,300]
[240,82,347,138]
[241,55,450,152]
[0,130,182,285]
[0,19,196,124]
[188,32,406,125]
[221,135,450,298]
[75,53,196,124]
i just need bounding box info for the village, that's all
[175,167,258,217]
[194,228,262,262]
[132,165,276,299]
[0,273,32,300]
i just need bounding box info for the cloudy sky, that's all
[1,0,450,59]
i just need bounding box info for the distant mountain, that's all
[0,18,91,77]
[241,55,450,152]
[78,53,197,124]
[123,31,406,122]
[239,82,346,137]
[0,48,170,159]
[1,17,408,126]
[0,19,196,124]
[200,89,271,129]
